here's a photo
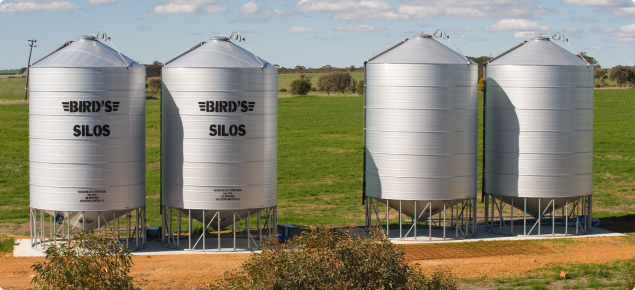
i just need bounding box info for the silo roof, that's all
[489,37,588,66]
[32,35,141,68]
[164,37,272,68]
[369,34,474,65]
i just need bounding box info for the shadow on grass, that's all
[597,214,635,233]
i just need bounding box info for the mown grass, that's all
[592,89,635,221]
[0,237,15,253]
[463,260,632,290]
[0,74,634,232]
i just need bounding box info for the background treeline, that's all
[141,50,635,95]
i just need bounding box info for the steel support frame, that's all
[483,194,592,236]
[29,207,146,251]
[162,205,277,251]
[364,197,476,240]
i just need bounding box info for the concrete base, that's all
[13,225,623,257]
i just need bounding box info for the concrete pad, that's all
[13,225,624,257]
[390,225,623,244]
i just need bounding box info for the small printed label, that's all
[215,189,241,201]
[78,191,105,203]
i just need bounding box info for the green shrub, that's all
[278,88,287,92]
[357,79,364,95]
[289,74,312,95]
[31,230,138,290]
[310,86,316,91]
[209,228,457,290]
[0,237,15,253]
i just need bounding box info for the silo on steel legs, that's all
[364,31,478,241]
[29,33,147,250]
[161,33,277,251]
[483,34,594,236]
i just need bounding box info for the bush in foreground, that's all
[31,230,137,290]
[210,228,457,290]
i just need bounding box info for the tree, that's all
[147,78,162,98]
[317,74,337,95]
[594,68,607,80]
[356,80,364,96]
[332,72,352,93]
[579,52,600,70]
[143,61,164,78]
[350,65,355,72]
[349,78,358,94]
[467,56,490,81]
[609,65,635,87]
[478,78,485,93]
[294,65,306,70]
[19,67,27,74]
[290,74,312,95]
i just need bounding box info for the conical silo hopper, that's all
[364,31,478,239]
[161,33,277,249]
[484,35,593,234]
[28,33,146,249]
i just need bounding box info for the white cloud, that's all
[513,31,539,38]
[152,0,226,14]
[592,23,635,41]
[0,1,79,12]
[579,16,598,22]
[334,24,380,32]
[240,1,258,15]
[397,0,550,19]
[563,0,629,6]
[287,26,320,33]
[86,0,116,5]
[239,0,286,17]
[204,5,225,13]
[485,19,551,31]
[295,0,406,20]
[153,3,197,13]
[564,0,635,17]
[445,27,472,38]
[611,6,635,18]
[293,0,550,20]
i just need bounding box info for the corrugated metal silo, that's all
[484,35,594,235]
[364,31,478,240]
[161,34,277,250]
[28,33,146,249]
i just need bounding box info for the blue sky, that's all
[1,0,634,69]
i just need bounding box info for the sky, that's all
[1,0,635,69]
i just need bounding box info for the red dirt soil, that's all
[2,235,635,289]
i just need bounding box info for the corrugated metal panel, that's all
[33,36,141,68]
[161,38,277,228]
[364,35,478,219]
[29,37,146,217]
[370,34,474,65]
[165,38,272,68]
[488,37,588,66]
[485,37,593,217]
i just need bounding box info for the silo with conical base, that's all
[483,34,594,236]
[161,33,277,251]
[28,33,147,250]
[363,31,478,241]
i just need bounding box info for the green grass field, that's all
[0,77,634,234]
